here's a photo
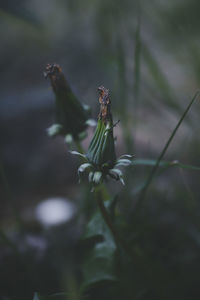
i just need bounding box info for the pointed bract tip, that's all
[44,63,62,79]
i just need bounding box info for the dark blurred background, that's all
[1,0,200,299]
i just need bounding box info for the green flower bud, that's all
[70,86,133,187]
[44,63,91,141]
[86,86,116,168]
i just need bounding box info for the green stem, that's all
[95,185,133,258]
[135,91,199,213]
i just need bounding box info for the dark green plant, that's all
[36,81,199,300]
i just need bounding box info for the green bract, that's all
[86,119,116,168]
[44,63,93,142]
[71,86,133,186]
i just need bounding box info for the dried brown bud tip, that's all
[97,85,111,122]
[44,63,62,79]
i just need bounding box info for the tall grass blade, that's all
[135,91,199,212]
[0,5,40,26]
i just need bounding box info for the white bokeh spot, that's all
[35,197,75,226]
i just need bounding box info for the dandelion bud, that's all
[44,63,91,141]
[86,86,116,168]
[71,86,133,187]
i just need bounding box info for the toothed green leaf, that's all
[82,209,117,290]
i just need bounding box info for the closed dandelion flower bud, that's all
[71,85,133,187]
[87,86,116,168]
[44,63,91,141]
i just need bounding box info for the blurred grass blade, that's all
[135,91,199,212]
[133,159,200,171]
[133,159,167,167]
[132,159,200,196]
[0,4,40,26]
[176,162,200,171]
[142,42,181,111]
[133,6,141,105]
